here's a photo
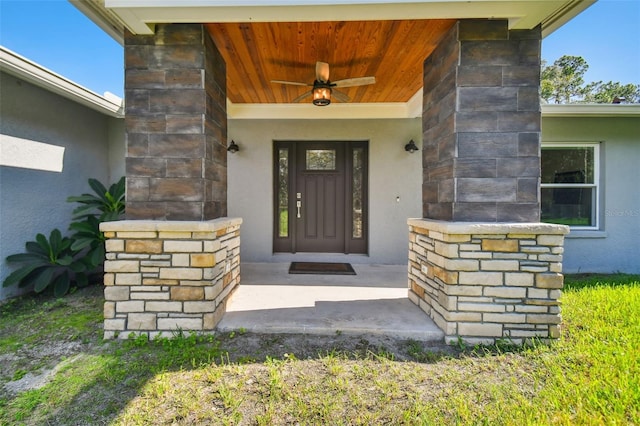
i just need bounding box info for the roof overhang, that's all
[0,46,124,118]
[542,104,640,118]
[74,0,596,43]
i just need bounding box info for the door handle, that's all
[296,201,301,219]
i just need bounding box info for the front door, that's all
[274,141,368,254]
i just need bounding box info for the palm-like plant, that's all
[67,177,125,270]
[2,229,89,297]
[67,177,125,221]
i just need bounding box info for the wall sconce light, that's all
[312,83,332,106]
[227,140,240,153]
[404,139,419,153]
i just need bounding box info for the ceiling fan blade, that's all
[332,89,351,103]
[332,76,376,88]
[271,80,311,87]
[292,90,313,103]
[316,61,330,83]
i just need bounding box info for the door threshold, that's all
[272,252,371,264]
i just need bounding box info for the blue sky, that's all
[1,0,638,99]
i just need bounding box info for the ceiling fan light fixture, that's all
[312,85,331,106]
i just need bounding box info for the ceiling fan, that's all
[271,61,376,106]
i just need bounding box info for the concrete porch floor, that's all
[216,263,444,342]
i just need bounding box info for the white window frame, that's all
[541,142,600,230]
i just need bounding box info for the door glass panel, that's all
[278,148,289,237]
[352,147,363,239]
[306,149,336,170]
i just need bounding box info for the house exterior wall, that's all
[0,71,123,300]
[228,118,423,264]
[543,116,640,273]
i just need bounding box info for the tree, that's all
[583,81,640,104]
[541,55,640,104]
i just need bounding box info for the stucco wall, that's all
[542,116,640,273]
[228,118,423,264]
[0,71,123,299]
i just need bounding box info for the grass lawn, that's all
[0,274,638,425]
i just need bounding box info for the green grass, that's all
[1,274,639,425]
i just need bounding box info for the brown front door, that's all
[273,141,368,254]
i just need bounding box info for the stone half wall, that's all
[100,218,241,339]
[408,219,569,345]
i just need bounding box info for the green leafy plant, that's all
[2,229,89,297]
[67,177,125,271]
[67,177,125,222]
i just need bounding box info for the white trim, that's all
[0,46,124,118]
[227,100,419,119]
[541,142,601,231]
[542,104,640,118]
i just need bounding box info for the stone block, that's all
[171,286,205,301]
[159,267,203,280]
[480,260,520,271]
[458,271,503,286]
[458,87,517,112]
[481,239,518,252]
[203,308,225,330]
[536,273,564,289]
[484,286,526,298]
[164,240,203,253]
[444,258,479,272]
[204,240,222,253]
[537,235,564,246]
[104,302,115,319]
[105,239,125,252]
[505,273,534,286]
[458,302,506,313]
[184,301,215,313]
[104,273,115,286]
[143,278,180,286]
[191,253,216,267]
[116,300,145,313]
[527,314,561,325]
[149,178,204,202]
[444,285,484,296]
[104,319,126,331]
[130,291,170,301]
[128,313,157,330]
[458,322,503,337]
[116,232,158,239]
[157,318,203,331]
[444,311,482,322]
[515,305,548,313]
[172,253,190,267]
[457,178,516,202]
[483,313,526,323]
[104,286,130,301]
[528,288,549,299]
[115,273,142,285]
[126,240,163,254]
[104,260,140,273]
[146,301,183,312]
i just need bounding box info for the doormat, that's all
[288,262,356,275]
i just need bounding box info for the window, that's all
[541,143,600,229]
[306,149,336,170]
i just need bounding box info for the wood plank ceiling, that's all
[206,19,456,105]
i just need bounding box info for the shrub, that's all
[2,229,90,297]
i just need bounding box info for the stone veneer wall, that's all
[408,219,569,345]
[100,218,241,339]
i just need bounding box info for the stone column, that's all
[413,20,568,344]
[124,24,227,220]
[422,20,541,222]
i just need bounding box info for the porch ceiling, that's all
[206,20,455,104]
[73,0,595,117]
